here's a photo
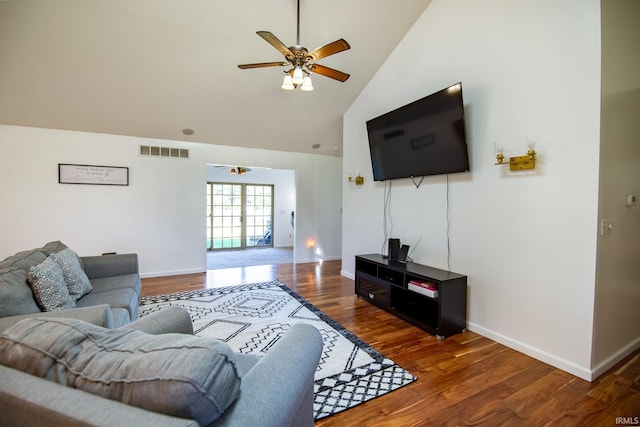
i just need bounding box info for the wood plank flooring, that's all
[141,260,640,427]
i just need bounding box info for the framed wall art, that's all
[58,164,129,186]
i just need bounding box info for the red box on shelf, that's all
[408,280,438,298]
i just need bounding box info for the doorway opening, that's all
[206,165,295,270]
[206,182,274,250]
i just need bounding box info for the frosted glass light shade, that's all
[281,75,295,90]
[292,68,304,85]
[301,76,313,91]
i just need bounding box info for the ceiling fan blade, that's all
[309,63,350,82]
[307,39,350,61]
[257,31,294,58]
[238,62,288,69]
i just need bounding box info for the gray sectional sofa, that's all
[0,310,323,427]
[0,241,140,332]
[0,242,324,426]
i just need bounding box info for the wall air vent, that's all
[140,145,189,159]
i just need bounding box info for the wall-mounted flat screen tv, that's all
[366,82,469,181]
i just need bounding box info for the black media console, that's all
[355,254,467,339]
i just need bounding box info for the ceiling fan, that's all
[237,0,350,91]
[214,165,251,175]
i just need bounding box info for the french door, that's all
[206,183,273,250]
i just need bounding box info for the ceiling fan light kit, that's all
[238,0,350,92]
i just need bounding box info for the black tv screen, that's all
[366,83,469,181]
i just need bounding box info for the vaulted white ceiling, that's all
[0,0,431,156]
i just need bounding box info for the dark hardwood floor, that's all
[141,260,640,427]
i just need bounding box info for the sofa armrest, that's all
[0,365,198,427]
[0,305,114,333]
[81,254,139,279]
[121,307,193,335]
[213,323,323,427]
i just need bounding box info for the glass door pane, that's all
[208,183,243,250]
[245,184,273,247]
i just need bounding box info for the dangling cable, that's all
[381,180,393,255]
[387,180,393,238]
[446,174,451,271]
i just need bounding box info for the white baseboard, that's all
[341,270,355,280]
[467,321,593,381]
[140,268,205,279]
[590,336,640,380]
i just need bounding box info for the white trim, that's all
[341,270,355,280]
[467,321,592,381]
[590,336,640,380]
[140,268,205,279]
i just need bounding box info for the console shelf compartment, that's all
[355,253,467,339]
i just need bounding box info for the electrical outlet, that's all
[600,218,613,236]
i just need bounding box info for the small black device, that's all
[388,238,400,261]
[398,245,410,263]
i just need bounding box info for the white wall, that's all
[206,165,295,248]
[0,124,342,276]
[342,0,602,379]
[592,0,640,377]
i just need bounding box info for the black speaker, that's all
[398,245,410,263]
[388,238,400,260]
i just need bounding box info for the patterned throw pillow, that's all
[0,317,242,425]
[52,248,92,300]
[27,257,75,311]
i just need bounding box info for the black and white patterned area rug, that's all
[138,280,416,420]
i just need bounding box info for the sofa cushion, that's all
[76,287,138,320]
[52,248,93,300]
[0,317,241,425]
[90,274,141,293]
[27,257,75,311]
[0,267,41,317]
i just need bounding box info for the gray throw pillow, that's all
[51,248,92,300]
[27,257,75,311]
[0,317,241,425]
